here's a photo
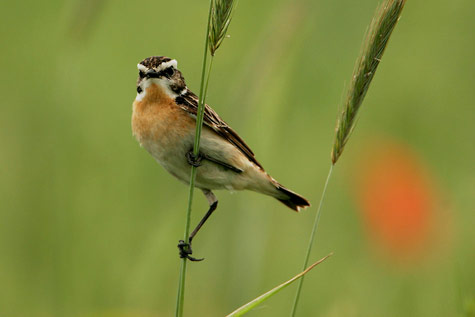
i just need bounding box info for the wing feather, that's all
[175,91,263,169]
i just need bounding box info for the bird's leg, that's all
[189,192,218,244]
[178,190,218,262]
[186,150,202,167]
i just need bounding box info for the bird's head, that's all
[136,56,187,100]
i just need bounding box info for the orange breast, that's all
[132,83,194,149]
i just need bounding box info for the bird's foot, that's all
[177,240,204,262]
[186,151,202,167]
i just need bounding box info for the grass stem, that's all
[290,164,333,317]
[175,1,213,316]
[290,1,406,315]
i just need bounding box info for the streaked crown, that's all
[138,56,177,74]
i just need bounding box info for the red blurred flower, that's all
[353,140,439,263]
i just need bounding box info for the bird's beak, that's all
[146,69,161,78]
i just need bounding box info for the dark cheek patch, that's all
[137,86,143,93]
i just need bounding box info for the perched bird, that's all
[132,56,310,260]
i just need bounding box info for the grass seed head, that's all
[331,0,407,164]
[209,0,236,56]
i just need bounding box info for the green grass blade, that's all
[226,254,332,317]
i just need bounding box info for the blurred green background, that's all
[1,0,474,316]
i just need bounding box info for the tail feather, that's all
[275,185,310,212]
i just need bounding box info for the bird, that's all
[132,56,310,261]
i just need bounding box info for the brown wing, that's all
[175,91,263,169]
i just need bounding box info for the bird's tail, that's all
[246,169,310,212]
[274,184,310,212]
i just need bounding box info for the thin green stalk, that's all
[290,164,333,317]
[290,1,406,315]
[203,58,215,109]
[175,2,213,316]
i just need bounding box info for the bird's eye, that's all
[137,86,143,93]
[139,71,145,78]
[164,67,175,77]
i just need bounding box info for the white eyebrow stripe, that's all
[158,59,177,71]
[137,63,148,72]
[136,59,178,72]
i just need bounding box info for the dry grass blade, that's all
[331,0,406,164]
[209,0,236,56]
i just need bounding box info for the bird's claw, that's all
[178,240,204,262]
[186,151,202,167]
